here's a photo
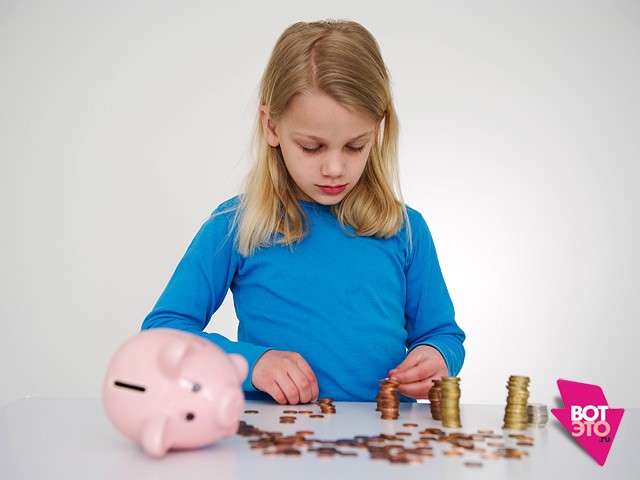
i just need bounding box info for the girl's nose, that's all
[320,150,346,177]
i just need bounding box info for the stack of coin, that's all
[440,376,462,428]
[317,398,336,414]
[428,379,442,420]
[376,378,400,419]
[503,375,530,430]
[527,403,548,428]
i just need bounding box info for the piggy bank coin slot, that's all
[114,380,146,393]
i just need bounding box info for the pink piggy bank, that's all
[103,328,248,457]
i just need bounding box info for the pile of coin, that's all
[376,378,400,419]
[317,398,336,414]
[440,376,462,428]
[503,375,530,430]
[428,379,442,420]
[527,403,548,428]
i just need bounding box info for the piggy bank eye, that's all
[185,412,196,421]
[192,383,201,393]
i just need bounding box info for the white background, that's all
[1,0,638,408]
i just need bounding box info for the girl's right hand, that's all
[251,350,319,405]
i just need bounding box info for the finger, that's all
[300,373,318,405]
[390,363,429,384]
[286,367,315,404]
[310,379,319,403]
[276,374,301,405]
[295,358,319,403]
[266,381,289,405]
[397,379,433,400]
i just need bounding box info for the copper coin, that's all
[443,450,463,457]
[282,448,302,456]
[517,441,534,447]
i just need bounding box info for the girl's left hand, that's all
[388,345,448,400]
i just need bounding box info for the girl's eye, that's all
[301,145,322,154]
[300,144,365,154]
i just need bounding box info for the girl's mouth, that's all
[317,184,347,195]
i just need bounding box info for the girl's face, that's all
[261,93,377,205]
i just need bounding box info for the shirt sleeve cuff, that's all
[410,336,466,377]
[198,332,272,392]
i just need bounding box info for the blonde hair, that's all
[236,19,406,256]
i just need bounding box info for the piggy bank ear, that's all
[157,338,189,379]
[141,416,169,458]
[228,354,248,383]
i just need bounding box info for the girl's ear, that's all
[260,106,280,148]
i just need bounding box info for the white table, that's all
[1,397,637,479]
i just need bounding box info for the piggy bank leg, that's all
[141,416,170,458]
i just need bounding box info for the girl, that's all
[142,19,465,405]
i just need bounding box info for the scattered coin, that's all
[279,415,296,424]
[497,447,528,459]
[443,449,463,457]
[237,374,540,466]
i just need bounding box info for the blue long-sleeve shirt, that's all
[142,196,465,401]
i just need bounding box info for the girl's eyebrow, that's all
[292,131,374,143]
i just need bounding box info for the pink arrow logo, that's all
[551,379,624,466]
